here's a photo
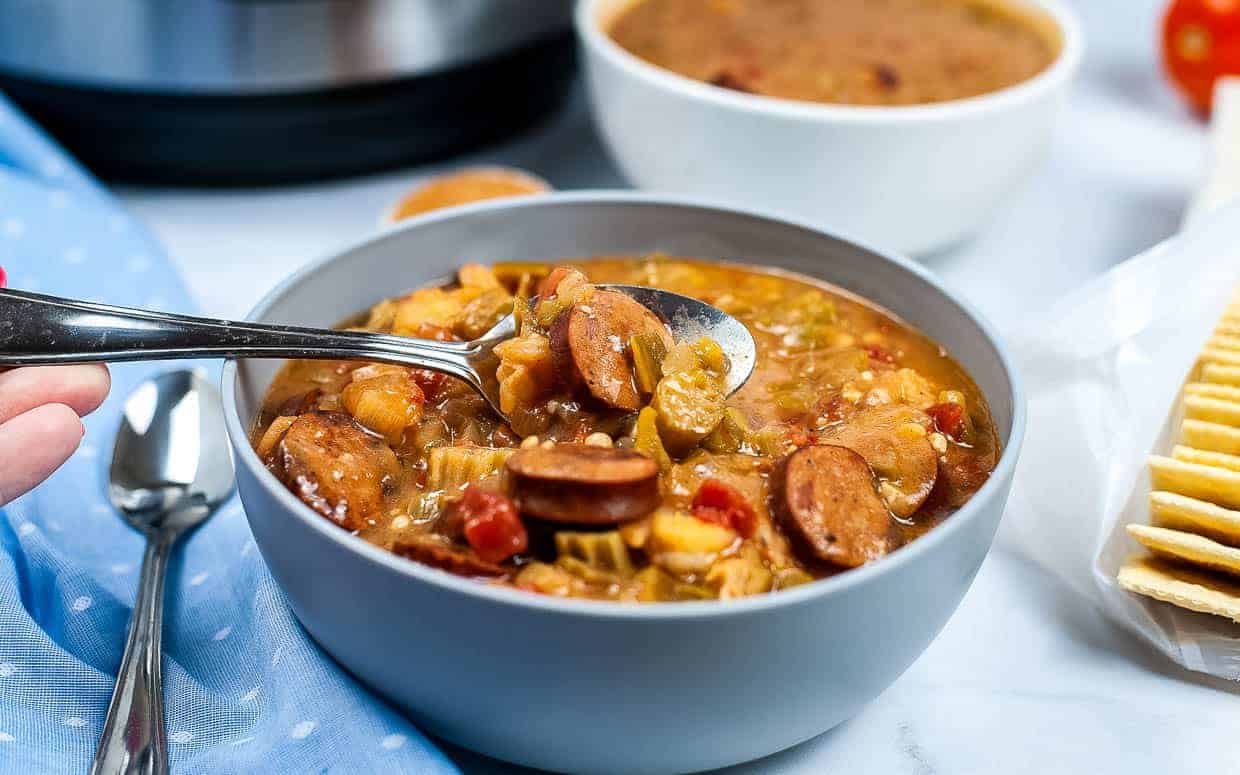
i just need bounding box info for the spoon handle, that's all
[92,533,173,775]
[0,288,481,380]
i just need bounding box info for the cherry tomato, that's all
[926,402,966,440]
[1163,0,1240,115]
[691,478,757,537]
[459,486,528,563]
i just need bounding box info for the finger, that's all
[0,403,85,507]
[0,364,111,425]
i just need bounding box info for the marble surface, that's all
[116,0,1240,771]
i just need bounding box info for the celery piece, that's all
[629,331,668,397]
[634,407,673,472]
[703,408,751,453]
[555,531,635,577]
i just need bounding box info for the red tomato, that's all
[459,487,528,563]
[537,267,573,299]
[1163,0,1240,115]
[691,478,757,538]
[409,368,447,400]
[0,265,6,288]
[786,427,818,448]
[864,344,896,364]
[414,324,457,342]
[926,402,966,440]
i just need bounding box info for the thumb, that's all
[0,404,85,506]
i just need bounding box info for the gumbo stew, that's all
[253,258,999,601]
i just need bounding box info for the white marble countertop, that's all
[117,0,1240,771]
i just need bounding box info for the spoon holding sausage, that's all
[0,284,756,423]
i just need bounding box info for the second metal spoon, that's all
[0,286,756,420]
[94,370,236,775]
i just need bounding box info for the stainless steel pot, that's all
[0,0,576,183]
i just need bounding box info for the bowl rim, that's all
[221,191,1028,621]
[576,0,1085,124]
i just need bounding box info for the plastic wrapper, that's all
[999,200,1240,679]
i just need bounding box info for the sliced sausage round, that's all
[772,444,891,569]
[818,404,938,519]
[393,536,507,578]
[550,289,674,411]
[271,411,401,531]
[506,444,660,524]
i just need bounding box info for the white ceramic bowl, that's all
[577,0,1084,255]
[222,194,1026,775]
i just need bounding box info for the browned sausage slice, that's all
[506,444,660,524]
[772,445,891,568]
[270,411,401,531]
[276,388,321,417]
[393,536,507,578]
[819,405,938,519]
[550,290,674,411]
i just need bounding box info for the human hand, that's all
[0,266,112,506]
[0,366,111,507]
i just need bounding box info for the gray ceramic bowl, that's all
[222,194,1025,775]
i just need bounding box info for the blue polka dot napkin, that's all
[0,96,459,774]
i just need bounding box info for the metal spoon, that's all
[0,286,756,419]
[94,370,236,775]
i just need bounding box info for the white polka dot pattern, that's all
[381,734,406,751]
[290,721,317,740]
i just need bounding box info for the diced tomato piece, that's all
[410,368,448,400]
[927,402,966,439]
[460,486,528,563]
[537,266,573,299]
[411,323,457,342]
[786,427,818,448]
[691,478,757,538]
[864,344,896,364]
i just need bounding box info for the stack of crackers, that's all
[1117,305,1240,625]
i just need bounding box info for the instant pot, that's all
[0,0,576,184]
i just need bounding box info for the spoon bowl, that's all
[110,371,237,528]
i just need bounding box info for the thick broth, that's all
[254,257,1000,600]
[609,0,1058,106]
